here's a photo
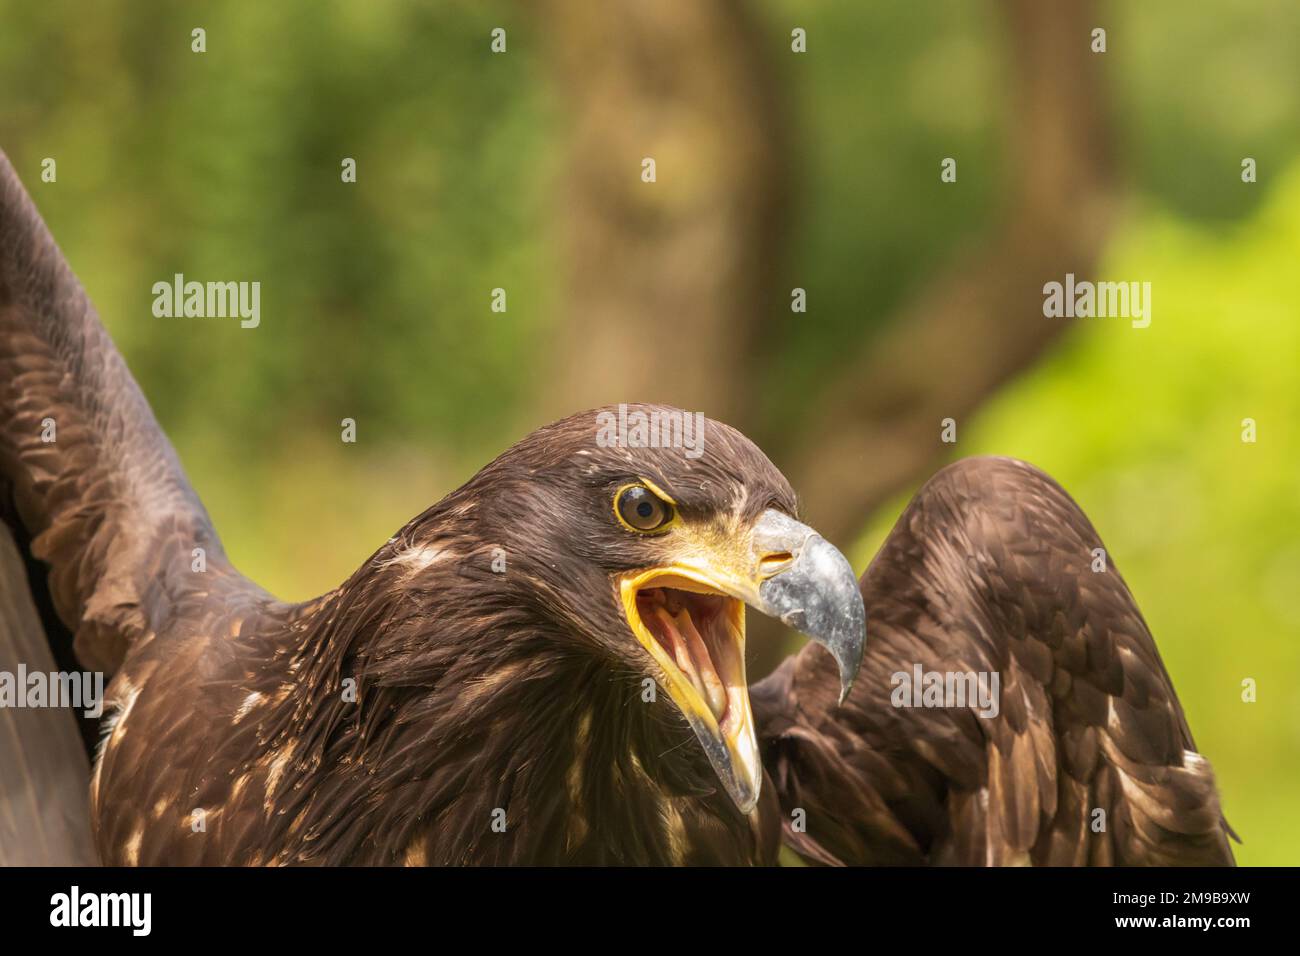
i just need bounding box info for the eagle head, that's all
[405,404,865,815]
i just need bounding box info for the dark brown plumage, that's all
[88,414,797,865]
[0,150,1234,866]
[753,457,1236,865]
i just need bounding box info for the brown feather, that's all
[753,456,1235,866]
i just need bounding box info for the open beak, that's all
[620,509,866,814]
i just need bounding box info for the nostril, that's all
[759,552,794,577]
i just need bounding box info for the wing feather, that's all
[754,455,1235,866]
[0,149,259,675]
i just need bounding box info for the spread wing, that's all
[0,149,244,674]
[753,456,1236,866]
[0,150,263,862]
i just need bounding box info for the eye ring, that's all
[613,482,676,534]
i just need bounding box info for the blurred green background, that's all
[1,0,1296,863]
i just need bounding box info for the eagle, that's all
[0,150,1234,866]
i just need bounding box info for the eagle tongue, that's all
[673,607,728,721]
[651,605,707,703]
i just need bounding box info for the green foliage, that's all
[759,0,1002,433]
[1,0,553,461]
[1118,0,1300,222]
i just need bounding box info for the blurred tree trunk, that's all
[537,0,1115,541]
[535,0,1117,675]
[534,0,790,426]
[784,0,1117,543]
[0,522,97,865]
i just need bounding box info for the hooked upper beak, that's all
[619,508,866,814]
[749,509,866,704]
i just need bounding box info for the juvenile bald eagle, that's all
[0,151,1234,865]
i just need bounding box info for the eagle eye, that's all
[615,484,675,533]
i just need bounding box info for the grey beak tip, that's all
[834,619,864,704]
[837,676,854,706]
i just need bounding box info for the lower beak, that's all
[620,509,866,813]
